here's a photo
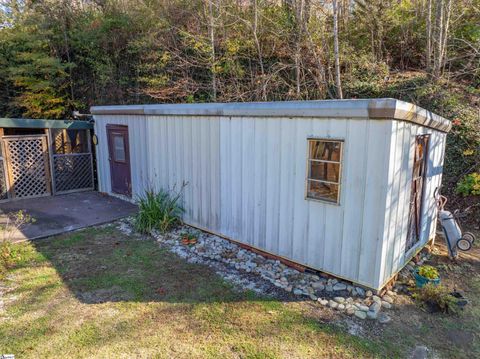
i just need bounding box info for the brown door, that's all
[405,134,430,252]
[107,125,132,197]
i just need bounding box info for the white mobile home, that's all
[91,99,450,290]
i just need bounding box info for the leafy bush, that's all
[134,186,186,234]
[456,172,480,196]
[413,284,459,314]
[417,265,439,280]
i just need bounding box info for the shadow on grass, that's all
[27,225,282,304]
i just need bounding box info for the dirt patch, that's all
[77,285,135,304]
[361,230,480,358]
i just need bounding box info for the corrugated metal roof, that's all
[90,98,451,133]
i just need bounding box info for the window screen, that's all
[306,139,343,203]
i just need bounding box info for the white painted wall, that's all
[377,123,446,286]
[94,114,446,289]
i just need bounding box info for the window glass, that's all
[113,135,126,162]
[307,181,339,203]
[306,139,343,203]
[309,141,342,162]
[309,162,341,183]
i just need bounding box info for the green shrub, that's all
[456,172,480,196]
[134,185,186,234]
[417,265,439,280]
[413,284,459,314]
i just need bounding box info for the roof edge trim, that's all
[91,98,451,133]
[0,118,94,130]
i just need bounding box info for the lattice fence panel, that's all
[0,159,8,200]
[53,154,93,193]
[4,136,50,199]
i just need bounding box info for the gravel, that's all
[119,219,397,323]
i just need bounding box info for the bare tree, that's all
[440,0,452,73]
[332,0,343,98]
[432,0,452,79]
[426,0,432,71]
[207,0,217,101]
[252,0,267,100]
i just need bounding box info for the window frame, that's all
[305,138,344,205]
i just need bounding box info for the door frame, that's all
[405,134,430,253]
[106,124,132,197]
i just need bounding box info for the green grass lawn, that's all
[0,225,394,358]
[3,225,479,358]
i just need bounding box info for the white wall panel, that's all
[94,113,447,290]
[378,122,447,286]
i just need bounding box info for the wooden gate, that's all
[2,135,52,199]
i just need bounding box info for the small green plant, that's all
[0,210,36,278]
[417,265,439,280]
[134,184,186,234]
[456,172,480,196]
[413,284,459,314]
[180,231,199,245]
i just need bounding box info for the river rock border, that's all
[118,219,415,323]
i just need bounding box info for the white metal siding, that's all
[94,114,448,290]
[378,122,446,286]
[95,114,400,289]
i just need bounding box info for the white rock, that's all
[329,300,338,309]
[334,296,345,303]
[354,310,367,319]
[337,304,345,311]
[378,313,391,324]
[312,281,325,290]
[318,299,329,306]
[372,295,382,304]
[346,307,355,315]
[355,304,370,312]
[370,302,381,314]
[355,287,365,297]
[382,295,394,304]
[381,301,392,309]
[366,290,373,297]
[333,283,347,291]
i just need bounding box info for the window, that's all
[113,135,126,162]
[306,139,343,203]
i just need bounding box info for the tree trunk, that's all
[426,0,432,71]
[332,0,343,99]
[440,0,452,73]
[207,0,217,101]
[433,0,444,78]
[294,0,305,98]
[252,0,267,101]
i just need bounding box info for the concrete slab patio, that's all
[0,191,137,242]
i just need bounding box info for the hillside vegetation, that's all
[0,0,479,221]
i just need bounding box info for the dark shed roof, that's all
[0,118,93,130]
